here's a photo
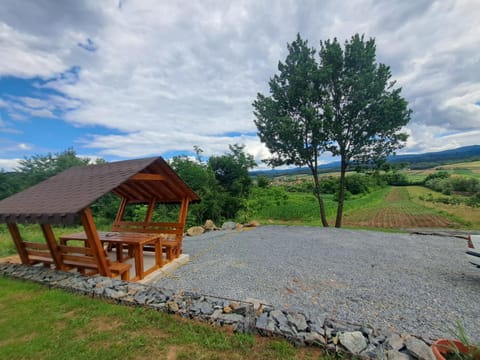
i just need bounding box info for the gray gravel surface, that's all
[153,226,480,342]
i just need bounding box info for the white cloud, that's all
[0,158,20,171]
[0,0,479,163]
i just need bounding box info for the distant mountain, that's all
[388,145,480,169]
[251,145,480,177]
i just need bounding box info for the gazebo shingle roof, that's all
[0,157,199,225]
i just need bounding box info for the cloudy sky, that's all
[0,0,479,171]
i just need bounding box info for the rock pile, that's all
[186,220,260,236]
[0,262,435,359]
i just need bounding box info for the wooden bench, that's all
[58,244,131,280]
[112,221,184,261]
[22,241,55,267]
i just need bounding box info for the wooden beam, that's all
[176,197,190,250]
[6,223,29,264]
[130,174,166,181]
[178,197,189,226]
[40,224,64,270]
[80,208,111,277]
[144,198,157,223]
[114,197,128,225]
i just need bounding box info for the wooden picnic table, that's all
[60,231,164,281]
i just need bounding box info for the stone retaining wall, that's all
[0,263,435,360]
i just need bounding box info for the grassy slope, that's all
[0,277,326,360]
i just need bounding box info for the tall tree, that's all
[170,155,225,224]
[253,33,411,227]
[320,34,411,227]
[208,144,256,219]
[253,34,330,226]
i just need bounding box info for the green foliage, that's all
[320,34,411,164]
[425,172,479,197]
[208,144,256,198]
[382,171,409,186]
[208,144,256,220]
[171,144,256,224]
[424,170,450,182]
[0,149,92,201]
[170,155,225,225]
[252,34,331,226]
[0,171,25,200]
[467,192,480,207]
[317,176,338,194]
[243,186,290,220]
[17,148,91,187]
[255,175,271,188]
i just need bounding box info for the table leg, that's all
[155,238,163,267]
[116,243,123,262]
[135,244,144,279]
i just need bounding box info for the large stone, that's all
[232,305,248,316]
[244,297,266,312]
[221,221,237,230]
[287,312,308,332]
[387,350,411,360]
[218,313,244,324]
[339,331,368,354]
[360,344,380,359]
[167,301,179,312]
[386,333,406,351]
[192,301,214,315]
[104,288,127,299]
[256,313,276,334]
[270,310,288,326]
[405,337,435,360]
[203,219,217,231]
[210,309,223,320]
[309,313,328,333]
[270,310,296,336]
[302,332,326,345]
[187,226,205,236]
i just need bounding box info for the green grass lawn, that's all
[0,277,327,360]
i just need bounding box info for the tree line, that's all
[0,146,256,226]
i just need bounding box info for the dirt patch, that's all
[345,208,455,228]
[385,187,408,202]
[344,187,458,228]
[0,254,21,264]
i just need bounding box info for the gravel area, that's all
[153,226,480,342]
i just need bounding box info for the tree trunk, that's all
[335,159,348,228]
[312,170,329,227]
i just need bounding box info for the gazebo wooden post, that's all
[80,207,111,277]
[6,223,29,264]
[178,197,189,227]
[40,224,64,270]
[176,197,190,254]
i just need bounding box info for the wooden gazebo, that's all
[0,157,200,281]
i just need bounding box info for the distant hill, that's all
[251,145,480,177]
[388,145,480,169]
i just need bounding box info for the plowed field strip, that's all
[343,187,458,228]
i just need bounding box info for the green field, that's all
[249,159,480,230]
